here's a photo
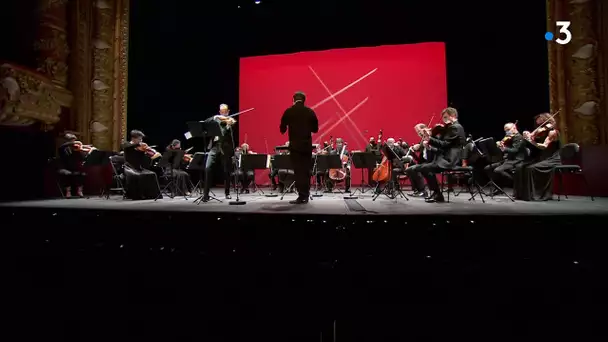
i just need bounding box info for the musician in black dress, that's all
[165,139,193,195]
[235,143,256,193]
[484,123,526,188]
[417,107,467,203]
[324,138,351,193]
[514,113,562,201]
[280,92,319,204]
[57,133,87,198]
[121,130,162,200]
[202,104,235,201]
[405,123,433,198]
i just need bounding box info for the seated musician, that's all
[417,107,466,203]
[324,138,351,193]
[514,113,562,201]
[379,138,407,190]
[365,136,381,185]
[121,130,162,200]
[405,123,434,198]
[235,143,256,193]
[165,139,193,196]
[315,141,331,190]
[484,123,525,191]
[274,141,294,193]
[57,133,91,198]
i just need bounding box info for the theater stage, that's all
[0,188,604,217]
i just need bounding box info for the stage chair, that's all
[105,155,126,199]
[440,142,485,203]
[554,143,594,201]
[48,157,65,198]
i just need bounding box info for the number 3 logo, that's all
[556,21,572,45]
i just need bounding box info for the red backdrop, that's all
[239,42,447,185]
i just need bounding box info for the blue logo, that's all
[545,32,554,41]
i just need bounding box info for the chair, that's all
[554,143,594,201]
[440,142,485,203]
[48,157,65,198]
[105,155,126,199]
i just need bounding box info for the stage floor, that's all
[1,188,604,216]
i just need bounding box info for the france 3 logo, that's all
[545,21,572,45]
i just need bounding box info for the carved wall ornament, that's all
[95,0,111,10]
[574,101,598,116]
[572,44,595,59]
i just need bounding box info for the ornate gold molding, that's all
[597,0,608,145]
[547,0,601,145]
[113,0,129,152]
[0,63,72,129]
[34,0,70,87]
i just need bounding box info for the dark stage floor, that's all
[0,187,604,217]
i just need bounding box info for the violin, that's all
[430,123,447,137]
[136,142,161,159]
[72,141,96,153]
[214,115,237,126]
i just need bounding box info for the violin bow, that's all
[530,110,560,135]
[227,107,255,118]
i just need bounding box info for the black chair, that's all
[554,143,594,201]
[440,143,485,203]
[48,157,65,198]
[105,155,126,199]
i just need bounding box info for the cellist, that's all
[374,138,407,193]
[325,138,351,193]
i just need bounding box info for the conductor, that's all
[280,91,319,204]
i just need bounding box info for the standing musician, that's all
[165,139,193,196]
[57,133,93,198]
[280,91,319,204]
[234,143,256,193]
[514,113,562,201]
[202,103,236,201]
[484,123,526,189]
[404,123,433,198]
[417,107,467,203]
[121,130,162,200]
[325,138,351,193]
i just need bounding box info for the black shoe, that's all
[201,195,210,202]
[225,194,231,200]
[344,188,351,193]
[408,191,427,198]
[425,193,445,203]
[289,197,309,204]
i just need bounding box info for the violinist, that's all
[120,130,162,200]
[201,103,236,201]
[57,133,88,198]
[484,123,525,190]
[513,113,561,201]
[404,123,433,198]
[165,139,193,196]
[417,107,466,203]
[234,143,256,193]
[325,138,351,193]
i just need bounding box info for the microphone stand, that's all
[228,124,246,205]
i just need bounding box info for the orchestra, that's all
[54,104,571,204]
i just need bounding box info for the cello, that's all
[372,129,390,183]
[328,142,348,181]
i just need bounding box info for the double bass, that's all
[372,129,390,183]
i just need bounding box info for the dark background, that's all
[128,0,550,149]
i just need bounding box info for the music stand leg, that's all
[280,181,296,200]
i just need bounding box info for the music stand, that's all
[240,154,267,195]
[313,154,331,196]
[83,149,112,199]
[155,149,187,201]
[478,137,514,201]
[272,155,298,200]
[187,152,213,196]
[350,152,376,197]
[318,154,345,195]
[372,147,408,201]
[189,120,222,204]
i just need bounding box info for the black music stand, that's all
[478,137,514,201]
[350,152,376,197]
[240,154,267,195]
[83,149,112,198]
[187,152,214,196]
[272,155,298,200]
[189,120,222,204]
[155,149,187,201]
[318,154,345,195]
[313,154,330,196]
[372,147,408,201]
